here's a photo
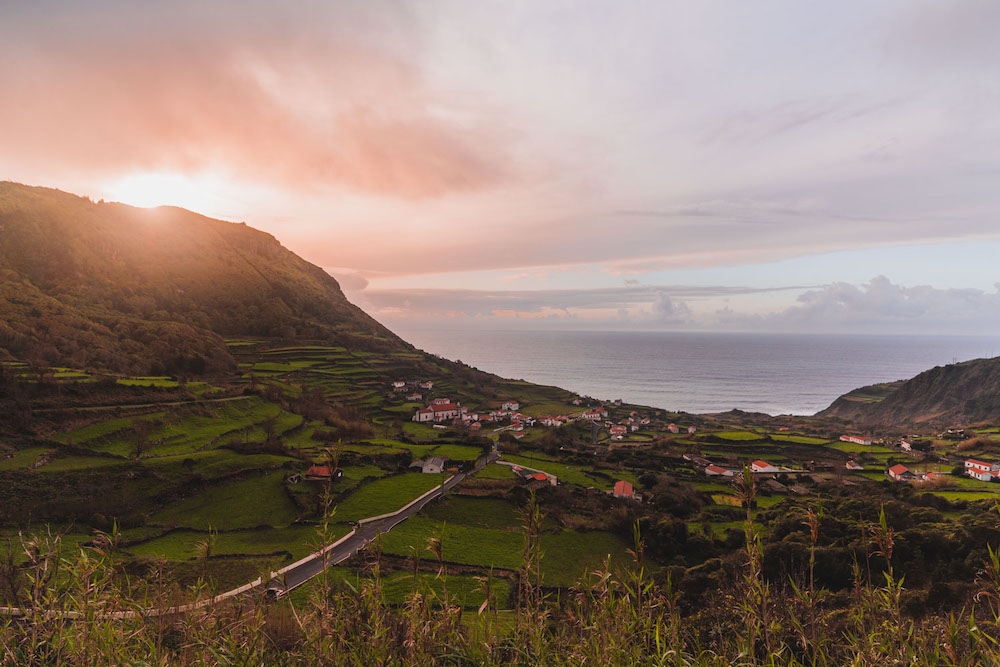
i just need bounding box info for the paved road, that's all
[266,450,499,596]
[0,449,499,618]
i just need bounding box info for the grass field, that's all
[828,442,895,454]
[711,431,764,441]
[380,516,522,570]
[500,454,609,489]
[152,471,299,530]
[422,497,524,530]
[428,444,484,462]
[928,491,999,502]
[127,524,337,561]
[472,463,516,480]
[0,447,50,471]
[769,434,832,445]
[332,473,447,523]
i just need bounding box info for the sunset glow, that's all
[103,172,235,216]
[2,1,999,333]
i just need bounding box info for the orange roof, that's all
[532,472,548,481]
[305,465,332,478]
[614,480,634,496]
[888,464,910,474]
[752,460,771,467]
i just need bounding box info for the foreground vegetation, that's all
[8,486,1000,665]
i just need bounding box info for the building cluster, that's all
[964,458,1000,481]
[579,407,658,441]
[886,464,942,483]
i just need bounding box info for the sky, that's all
[3,1,1000,334]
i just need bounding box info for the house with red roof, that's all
[502,400,520,411]
[613,480,639,500]
[304,465,342,482]
[888,464,915,482]
[430,403,460,421]
[705,464,735,477]
[966,459,1000,472]
[406,393,423,402]
[412,408,434,423]
[469,421,481,431]
[968,467,1000,482]
[845,460,864,471]
[751,460,779,474]
[667,424,680,433]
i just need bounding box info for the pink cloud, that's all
[0,10,512,199]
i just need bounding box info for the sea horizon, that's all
[393,328,1000,416]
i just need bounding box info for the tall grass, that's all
[7,477,1000,664]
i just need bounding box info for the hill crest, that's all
[0,181,404,374]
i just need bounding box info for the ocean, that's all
[394,330,1000,416]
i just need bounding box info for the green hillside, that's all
[819,357,1000,425]
[0,182,403,374]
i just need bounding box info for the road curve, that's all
[0,449,499,618]
[269,450,499,596]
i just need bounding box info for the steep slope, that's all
[817,357,1000,425]
[0,182,405,374]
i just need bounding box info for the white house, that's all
[966,459,1000,472]
[751,460,779,474]
[845,460,864,471]
[968,467,999,482]
[392,381,407,391]
[406,393,422,402]
[430,403,460,422]
[502,400,520,411]
[667,424,680,434]
[840,435,872,446]
[419,381,434,390]
[687,426,697,434]
[412,408,434,423]
[421,457,446,474]
[581,410,606,421]
[432,398,453,406]
[705,464,735,477]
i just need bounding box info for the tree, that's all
[133,419,153,459]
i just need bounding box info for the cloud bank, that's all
[354,277,1000,335]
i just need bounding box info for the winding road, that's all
[266,449,499,597]
[0,449,499,618]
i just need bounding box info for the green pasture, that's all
[333,473,447,523]
[152,471,299,530]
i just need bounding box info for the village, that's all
[389,378,1000,502]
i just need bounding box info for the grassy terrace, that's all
[377,497,639,587]
[332,473,447,523]
[152,471,300,530]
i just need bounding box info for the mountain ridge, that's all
[817,356,1000,425]
[0,181,405,374]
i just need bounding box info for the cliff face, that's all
[0,182,405,374]
[817,358,1000,426]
